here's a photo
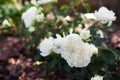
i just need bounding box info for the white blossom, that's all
[38,0,57,5]
[28,26,35,32]
[81,13,97,28]
[94,6,116,25]
[90,44,98,54]
[2,19,11,27]
[39,37,54,57]
[60,33,95,67]
[38,29,98,68]
[53,34,64,54]
[79,29,91,40]
[97,29,104,38]
[22,7,39,28]
[91,75,103,80]
[31,0,38,6]
[36,13,45,22]
[81,13,97,20]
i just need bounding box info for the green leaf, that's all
[70,0,81,6]
[100,49,115,65]
[40,68,47,77]
[82,3,91,12]
[25,35,40,50]
[60,5,68,10]
[48,56,58,70]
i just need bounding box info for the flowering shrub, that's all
[39,29,98,67]
[0,0,120,80]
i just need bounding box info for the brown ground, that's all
[0,35,44,80]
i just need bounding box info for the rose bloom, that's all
[94,6,116,26]
[39,37,54,57]
[61,33,97,67]
[22,7,38,28]
[91,75,103,80]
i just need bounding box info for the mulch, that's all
[0,35,44,80]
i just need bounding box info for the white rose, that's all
[39,37,54,57]
[22,7,38,28]
[91,75,103,80]
[61,33,94,67]
[38,29,98,68]
[94,6,116,25]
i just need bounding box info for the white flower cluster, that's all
[81,6,116,27]
[91,75,103,80]
[21,6,45,28]
[39,29,98,68]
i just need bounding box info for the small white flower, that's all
[38,0,57,5]
[22,6,39,28]
[91,75,103,80]
[2,19,11,27]
[36,13,45,22]
[81,13,97,28]
[39,37,54,57]
[53,34,63,54]
[81,13,97,20]
[94,6,116,25]
[79,29,91,40]
[97,29,104,38]
[31,0,38,6]
[28,26,35,32]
